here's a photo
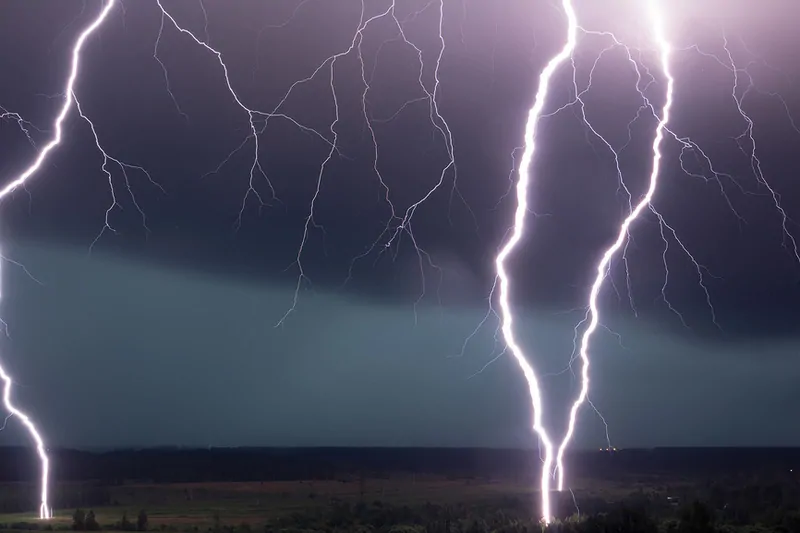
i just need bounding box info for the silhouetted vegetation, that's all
[69,509,100,531]
[84,510,100,531]
[71,508,85,531]
[119,510,135,531]
[0,495,797,532]
[0,448,797,532]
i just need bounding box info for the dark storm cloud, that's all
[1,0,800,450]
[0,243,797,449]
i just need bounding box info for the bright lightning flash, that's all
[495,0,679,522]
[553,0,674,493]
[494,0,578,524]
[0,317,51,520]
[0,0,117,519]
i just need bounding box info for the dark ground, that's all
[0,447,798,532]
[3,447,799,483]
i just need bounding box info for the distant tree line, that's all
[3,447,795,485]
[71,509,148,532]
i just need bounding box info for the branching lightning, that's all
[153,0,465,325]
[553,0,674,494]
[0,0,116,519]
[2,0,799,525]
[470,0,798,523]
[0,1,115,200]
[489,0,675,521]
[493,0,577,523]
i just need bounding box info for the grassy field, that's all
[0,475,656,529]
[0,449,794,532]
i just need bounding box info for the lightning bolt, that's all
[493,0,578,523]
[0,0,117,519]
[545,7,800,505]
[0,301,51,520]
[552,0,674,494]
[492,0,702,522]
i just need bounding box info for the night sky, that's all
[0,0,798,450]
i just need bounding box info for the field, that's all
[0,477,552,525]
[0,476,701,531]
[0,448,797,532]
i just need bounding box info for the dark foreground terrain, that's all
[0,447,798,533]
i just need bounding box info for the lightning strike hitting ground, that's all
[0,362,50,520]
[553,0,674,493]
[0,0,116,519]
[0,251,50,521]
[493,0,578,523]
